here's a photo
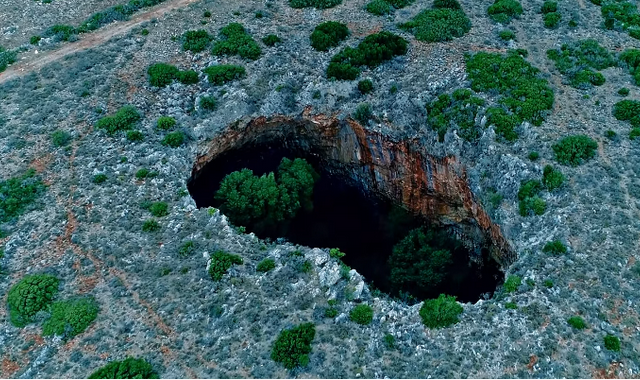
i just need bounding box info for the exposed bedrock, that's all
[190,108,517,268]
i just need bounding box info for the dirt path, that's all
[0,0,200,85]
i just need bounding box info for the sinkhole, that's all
[187,114,514,303]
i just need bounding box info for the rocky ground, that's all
[1,0,640,377]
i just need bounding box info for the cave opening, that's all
[187,140,504,303]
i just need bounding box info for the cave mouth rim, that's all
[187,134,507,303]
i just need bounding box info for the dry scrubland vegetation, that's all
[1,0,640,377]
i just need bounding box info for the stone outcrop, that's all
[190,109,516,268]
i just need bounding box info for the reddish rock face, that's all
[192,111,516,267]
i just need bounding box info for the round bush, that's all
[310,21,350,51]
[366,0,393,15]
[156,117,176,130]
[161,131,186,148]
[271,322,316,369]
[147,63,179,87]
[552,135,597,166]
[7,274,60,327]
[42,297,99,340]
[604,334,621,351]
[358,79,374,94]
[419,294,463,328]
[349,304,374,325]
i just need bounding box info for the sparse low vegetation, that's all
[0,169,45,225]
[148,63,199,87]
[0,46,17,72]
[289,0,341,9]
[503,275,521,293]
[257,258,276,272]
[262,34,282,46]
[426,89,485,142]
[518,180,546,216]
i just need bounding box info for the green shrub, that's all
[466,51,553,127]
[289,0,341,9]
[619,49,640,85]
[353,103,373,124]
[505,302,518,309]
[262,34,282,46]
[200,96,218,111]
[552,135,597,166]
[92,174,108,184]
[325,307,338,318]
[135,168,153,179]
[613,99,640,127]
[543,12,562,28]
[567,316,587,329]
[528,151,539,160]
[350,304,374,325]
[126,130,144,142]
[486,107,520,141]
[95,106,141,135]
[542,239,567,254]
[517,180,546,216]
[147,63,179,87]
[601,1,640,39]
[618,87,630,96]
[43,24,76,41]
[30,35,42,45]
[434,0,462,9]
[0,46,16,73]
[605,130,617,139]
[426,90,485,142]
[156,117,176,130]
[487,0,523,24]
[141,29,149,36]
[547,39,614,88]
[212,23,261,60]
[399,7,471,43]
[388,227,458,298]
[383,334,395,349]
[310,21,350,52]
[604,335,621,351]
[208,251,243,281]
[215,158,319,228]
[503,275,521,293]
[630,128,640,140]
[256,258,276,272]
[203,64,246,85]
[327,31,407,80]
[499,30,516,41]
[0,169,45,224]
[178,241,195,258]
[88,357,158,379]
[419,294,463,328]
[271,322,316,369]
[42,297,99,340]
[149,202,168,217]
[540,1,557,13]
[182,30,211,52]
[518,179,543,201]
[7,274,59,327]
[542,165,565,191]
[358,79,374,94]
[366,0,393,15]
[176,70,199,84]
[51,130,72,147]
[544,279,554,288]
[161,131,186,148]
[330,248,346,259]
[142,219,160,232]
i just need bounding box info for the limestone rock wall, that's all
[192,110,516,267]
